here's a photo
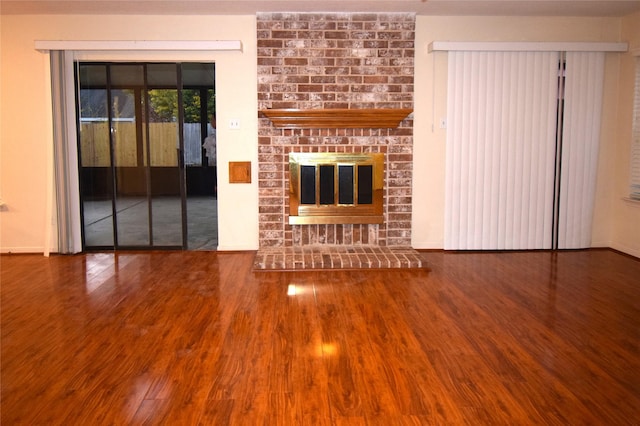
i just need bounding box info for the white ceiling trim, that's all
[428,41,628,53]
[35,40,243,53]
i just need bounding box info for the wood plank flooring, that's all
[1,249,639,424]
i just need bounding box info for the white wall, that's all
[0,15,259,252]
[610,11,640,257]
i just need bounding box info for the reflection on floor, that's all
[83,196,217,250]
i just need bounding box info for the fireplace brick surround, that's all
[255,12,425,269]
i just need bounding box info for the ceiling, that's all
[2,0,640,17]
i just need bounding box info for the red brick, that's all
[322,102,350,109]
[337,22,363,30]
[309,21,336,31]
[324,67,350,75]
[258,58,283,66]
[284,58,308,66]
[270,101,299,109]
[257,39,283,48]
[324,31,350,39]
[272,30,299,39]
[298,84,324,92]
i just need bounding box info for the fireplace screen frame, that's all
[289,152,384,225]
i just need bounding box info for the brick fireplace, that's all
[255,12,425,269]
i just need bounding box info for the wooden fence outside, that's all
[80,122,204,167]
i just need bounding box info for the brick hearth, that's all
[254,246,426,270]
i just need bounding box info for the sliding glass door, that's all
[77,62,216,250]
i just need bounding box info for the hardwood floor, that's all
[1,249,639,425]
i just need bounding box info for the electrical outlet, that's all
[439,118,447,129]
[229,119,241,130]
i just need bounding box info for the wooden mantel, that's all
[260,108,413,129]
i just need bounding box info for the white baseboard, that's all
[0,246,45,254]
[216,244,259,252]
[411,241,444,250]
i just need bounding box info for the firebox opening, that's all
[289,152,384,225]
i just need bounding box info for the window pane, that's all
[300,165,316,204]
[79,64,113,247]
[111,89,138,167]
[319,165,335,205]
[147,89,179,167]
[110,64,144,87]
[79,89,110,167]
[338,165,354,204]
[358,165,373,204]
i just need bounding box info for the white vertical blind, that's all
[50,51,82,254]
[558,52,605,248]
[630,56,640,200]
[445,51,559,249]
